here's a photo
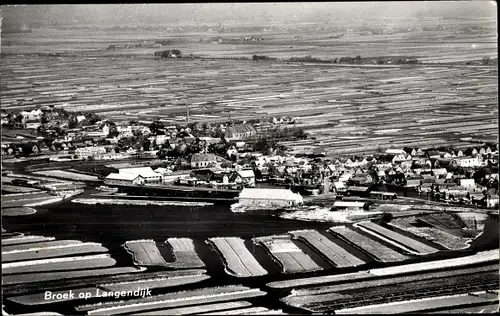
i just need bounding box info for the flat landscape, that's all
[1,3,498,315]
[1,18,497,157]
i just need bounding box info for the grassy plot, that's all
[2,254,116,275]
[389,218,471,250]
[1,184,42,193]
[99,274,210,292]
[266,271,375,290]
[2,269,202,296]
[131,301,252,315]
[123,239,168,267]
[285,264,498,299]
[2,240,83,252]
[356,222,439,255]
[1,235,56,246]
[328,226,408,262]
[163,238,206,269]
[76,285,267,315]
[369,249,499,277]
[208,237,267,278]
[32,170,100,182]
[335,292,499,314]
[2,266,146,286]
[253,235,322,274]
[1,207,37,217]
[290,230,365,268]
[200,306,284,315]
[2,242,109,262]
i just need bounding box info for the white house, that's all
[333,201,369,211]
[75,146,107,158]
[459,178,476,191]
[451,156,483,168]
[118,167,163,184]
[191,153,217,168]
[236,169,255,187]
[104,173,144,186]
[238,188,303,207]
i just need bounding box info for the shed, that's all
[332,201,369,211]
[238,188,303,207]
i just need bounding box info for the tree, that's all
[381,212,393,223]
[481,56,491,65]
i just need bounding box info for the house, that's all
[346,186,371,197]
[332,201,369,211]
[450,156,483,168]
[234,169,256,187]
[224,124,257,140]
[487,195,499,208]
[118,167,163,184]
[370,191,397,200]
[75,146,107,158]
[191,153,217,168]
[459,178,476,191]
[104,173,145,186]
[238,188,303,207]
[154,167,173,176]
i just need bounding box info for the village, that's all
[2,106,499,211]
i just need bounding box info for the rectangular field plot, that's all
[32,170,99,182]
[356,222,440,255]
[123,240,168,267]
[208,237,267,278]
[132,301,252,315]
[2,254,116,275]
[76,285,266,315]
[2,242,108,262]
[164,238,205,269]
[290,230,365,268]
[389,219,470,250]
[254,235,322,274]
[335,292,500,314]
[328,226,408,262]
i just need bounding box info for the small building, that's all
[332,201,370,211]
[370,191,398,200]
[191,153,217,168]
[234,169,256,187]
[238,188,303,207]
[346,186,371,197]
[105,173,144,186]
[459,178,476,191]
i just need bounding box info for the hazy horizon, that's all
[1,2,497,29]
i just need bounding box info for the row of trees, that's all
[154,50,182,58]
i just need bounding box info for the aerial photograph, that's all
[0,2,498,315]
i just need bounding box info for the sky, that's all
[1,2,497,28]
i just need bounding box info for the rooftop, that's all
[239,188,301,201]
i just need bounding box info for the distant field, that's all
[1,21,497,156]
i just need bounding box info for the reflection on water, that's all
[2,201,333,245]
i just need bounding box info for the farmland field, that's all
[356,221,440,255]
[208,237,267,278]
[390,216,471,250]
[164,237,206,269]
[123,239,169,267]
[328,226,409,262]
[1,18,497,157]
[254,235,323,274]
[290,230,365,268]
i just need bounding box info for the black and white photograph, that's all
[0,2,498,315]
